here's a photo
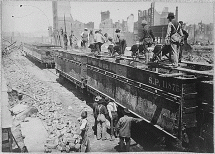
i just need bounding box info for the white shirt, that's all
[107,102,117,119]
[80,118,87,130]
[94,33,105,43]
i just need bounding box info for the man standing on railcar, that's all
[69,30,74,49]
[116,108,143,152]
[114,29,127,56]
[81,28,89,49]
[94,30,105,55]
[178,21,189,62]
[165,13,183,67]
[64,32,68,50]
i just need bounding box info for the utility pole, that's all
[194,24,196,43]
[64,14,67,34]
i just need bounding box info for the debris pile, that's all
[3,51,85,152]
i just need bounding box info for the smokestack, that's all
[175,6,178,22]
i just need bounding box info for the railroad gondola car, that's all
[23,43,62,68]
[53,48,213,152]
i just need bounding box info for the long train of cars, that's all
[23,43,61,68]
[23,43,213,152]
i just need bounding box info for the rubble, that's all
[3,51,86,153]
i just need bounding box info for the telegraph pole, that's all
[194,24,196,43]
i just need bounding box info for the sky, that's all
[2,1,214,36]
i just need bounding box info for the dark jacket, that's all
[95,104,108,118]
[140,26,155,42]
[116,115,141,138]
[93,102,98,117]
[182,29,189,41]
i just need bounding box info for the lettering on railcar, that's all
[148,77,181,93]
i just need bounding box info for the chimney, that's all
[175,6,178,22]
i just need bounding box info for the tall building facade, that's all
[52,1,73,45]
[52,1,94,46]
[101,11,110,22]
[99,11,135,46]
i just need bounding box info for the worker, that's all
[59,28,64,47]
[178,21,189,62]
[165,13,183,67]
[77,111,90,152]
[69,30,74,49]
[81,28,89,49]
[106,98,118,141]
[116,108,143,152]
[95,98,108,140]
[139,20,155,63]
[92,96,102,134]
[88,30,96,52]
[114,29,126,56]
[107,37,115,56]
[94,30,105,55]
[63,32,68,50]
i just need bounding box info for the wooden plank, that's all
[181,60,213,67]
[159,73,185,77]
[173,67,214,76]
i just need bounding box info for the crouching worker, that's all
[107,37,115,56]
[95,99,108,140]
[77,111,90,152]
[116,108,143,152]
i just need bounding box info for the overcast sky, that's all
[2,1,214,36]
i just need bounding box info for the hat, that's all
[124,108,130,114]
[81,111,87,119]
[115,29,120,33]
[84,28,88,31]
[179,21,183,25]
[98,98,105,104]
[95,96,102,102]
[105,97,109,102]
[108,37,113,41]
[141,20,148,25]
[167,12,174,19]
[130,45,138,52]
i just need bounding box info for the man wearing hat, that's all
[106,98,118,141]
[69,30,74,49]
[114,29,127,56]
[116,108,143,152]
[92,96,102,134]
[139,20,155,63]
[94,30,105,55]
[81,28,89,49]
[165,13,183,67]
[178,21,189,62]
[63,32,68,50]
[95,98,108,140]
[77,111,90,152]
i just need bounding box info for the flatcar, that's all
[23,43,62,68]
[53,48,213,152]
